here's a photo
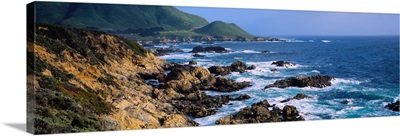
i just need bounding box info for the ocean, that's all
[153,36,400,125]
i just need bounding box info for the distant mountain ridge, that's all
[35,2,209,31]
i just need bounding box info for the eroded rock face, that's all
[264,75,334,89]
[385,101,400,112]
[215,100,304,125]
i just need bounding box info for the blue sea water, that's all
[154,36,400,125]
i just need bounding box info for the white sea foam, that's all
[181,48,192,52]
[335,106,364,115]
[321,40,332,43]
[331,78,363,85]
[247,61,302,71]
[194,59,212,62]
[240,50,260,53]
[269,96,329,120]
[311,70,320,73]
[158,53,193,60]
[193,101,247,126]
[393,95,400,102]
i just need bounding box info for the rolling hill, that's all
[194,20,254,39]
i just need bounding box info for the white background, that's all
[0,0,399,135]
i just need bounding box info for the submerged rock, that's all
[270,69,279,73]
[261,50,270,53]
[341,100,351,105]
[280,93,313,103]
[192,53,205,57]
[234,94,251,101]
[264,75,334,89]
[385,100,399,112]
[271,61,296,68]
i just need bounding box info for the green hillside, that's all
[34,2,209,31]
[194,21,254,39]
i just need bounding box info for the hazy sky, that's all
[177,6,399,36]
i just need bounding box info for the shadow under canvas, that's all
[4,123,26,132]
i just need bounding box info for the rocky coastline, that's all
[33,24,397,134]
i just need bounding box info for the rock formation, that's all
[215,100,304,125]
[264,75,334,89]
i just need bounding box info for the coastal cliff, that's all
[27,24,196,133]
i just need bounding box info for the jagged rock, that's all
[211,77,251,92]
[281,93,313,103]
[230,60,247,73]
[234,94,251,101]
[189,60,197,65]
[282,105,305,121]
[216,100,303,125]
[385,100,400,112]
[271,61,296,68]
[171,93,233,118]
[164,68,201,95]
[208,66,231,76]
[162,114,199,127]
[247,65,256,70]
[264,75,334,89]
[190,66,216,88]
[189,45,228,53]
[192,53,205,57]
